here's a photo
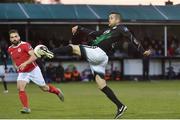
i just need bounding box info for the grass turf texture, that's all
[0,80,180,119]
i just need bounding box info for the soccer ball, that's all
[34,45,54,58]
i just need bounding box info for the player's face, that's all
[108,14,121,27]
[10,33,21,46]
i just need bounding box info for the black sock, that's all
[52,45,73,55]
[101,86,123,108]
[2,81,8,91]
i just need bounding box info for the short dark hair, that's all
[9,29,19,35]
[109,12,122,20]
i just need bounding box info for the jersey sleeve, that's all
[24,42,33,53]
[118,25,145,55]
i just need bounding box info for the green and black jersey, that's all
[77,25,145,55]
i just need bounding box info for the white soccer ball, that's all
[34,45,49,58]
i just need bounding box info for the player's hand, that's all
[143,49,151,56]
[72,25,78,35]
[18,62,27,71]
[14,65,18,70]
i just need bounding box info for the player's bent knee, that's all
[95,75,107,89]
[69,44,81,56]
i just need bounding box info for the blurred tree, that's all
[0,0,35,3]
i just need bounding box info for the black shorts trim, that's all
[94,71,104,79]
[79,45,87,60]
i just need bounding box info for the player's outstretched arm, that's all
[128,35,151,56]
[119,26,151,56]
[72,25,103,39]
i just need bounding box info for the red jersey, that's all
[8,41,37,72]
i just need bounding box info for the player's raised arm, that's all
[72,25,103,39]
[119,26,151,56]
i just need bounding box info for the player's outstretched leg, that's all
[39,45,80,58]
[40,84,64,102]
[95,74,127,119]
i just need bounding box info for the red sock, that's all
[19,91,29,108]
[48,84,60,95]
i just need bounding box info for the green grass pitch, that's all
[0,80,180,119]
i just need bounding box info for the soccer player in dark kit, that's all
[39,12,151,119]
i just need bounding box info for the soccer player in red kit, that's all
[8,29,64,114]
